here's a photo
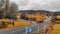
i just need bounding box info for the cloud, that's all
[10,0,60,11]
[41,0,60,11]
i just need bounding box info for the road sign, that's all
[37,21,41,26]
[26,27,32,32]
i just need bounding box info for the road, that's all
[0,17,51,34]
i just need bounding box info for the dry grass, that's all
[50,24,60,34]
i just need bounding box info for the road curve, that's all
[0,17,51,34]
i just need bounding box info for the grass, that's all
[0,19,31,30]
[14,19,31,26]
[50,24,60,34]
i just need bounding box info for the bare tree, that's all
[0,0,9,18]
[7,2,18,19]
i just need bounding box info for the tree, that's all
[7,2,18,19]
[0,0,9,18]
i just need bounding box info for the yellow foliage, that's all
[56,16,60,19]
[50,24,60,34]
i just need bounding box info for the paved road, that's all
[0,17,51,34]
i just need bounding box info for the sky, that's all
[10,0,60,12]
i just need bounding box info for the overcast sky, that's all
[10,0,60,12]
